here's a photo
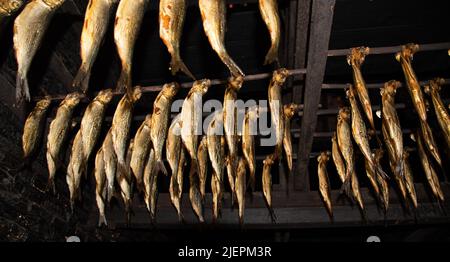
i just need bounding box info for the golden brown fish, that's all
[225,155,236,206]
[46,92,82,193]
[235,157,246,225]
[111,87,142,184]
[117,138,134,224]
[94,147,107,227]
[207,110,226,184]
[79,89,113,170]
[381,80,404,178]
[372,149,389,212]
[189,163,205,223]
[151,82,180,177]
[347,47,376,131]
[181,79,211,176]
[199,0,244,77]
[198,135,208,201]
[149,163,159,222]
[67,132,84,212]
[395,43,427,122]
[114,0,149,95]
[331,132,346,184]
[317,151,332,219]
[13,0,66,103]
[347,85,388,180]
[382,122,408,204]
[73,0,120,93]
[258,0,280,65]
[22,96,51,161]
[242,105,258,191]
[283,103,300,173]
[159,0,194,79]
[102,128,117,203]
[169,146,185,222]
[130,113,152,191]
[336,107,354,194]
[350,171,365,217]
[418,119,442,168]
[223,76,244,197]
[268,68,289,160]
[403,151,418,209]
[413,132,444,202]
[363,150,382,208]
[424,78,450,148]
[143,147,155,217]
[166,114,183,220]
[262,154,276,222]
[211,169,223,223]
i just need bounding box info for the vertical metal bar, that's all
[295,0,336,191]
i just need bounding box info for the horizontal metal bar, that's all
[327,42,450,57]
[298,103,406,116]
[322,78,450,90]
[35,68,307,102]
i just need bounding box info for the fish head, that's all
[430,78,445,93]
[318,151,330,162]
[347,46,369,66]
[345,84,355,99]
[263,154,275,166]
[273,68,290,83]
[132,87,143,102]
[64,92,83,107]
[383,80,401,96]
[6,0,23,13]
[36,96,52,110]
[331,132,337,142]
[144,113,153,124]
[42,0,66,8]
[248,105,259,118]
[227,75,244,91]
[338,107,350,120]
[95,89,114,104]
[283,103,300,118]
[193,79,211,94]
[162,82,181,98]
[397,43,419,61]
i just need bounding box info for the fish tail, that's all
[268,207,277,223]
[107,183,115,203]
[72,63,91,93]
[264,47,279,66]
[170,57,195,80]
[16,72,30,104]
[116,66,132,95]
[247,168,256,192]
[47,177,56,195]
[220,52,245,77]
[124,199,133,226]
[98,213,107,227]
[239,215,244,226]
[154,160,168,176]
[375,162,389,180]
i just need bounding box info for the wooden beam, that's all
[295,0,335,191]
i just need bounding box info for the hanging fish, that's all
[395,43,427,122]
[418,120,442,168]
[283,103,301,173]
[424,78,450,148]
[262,154,276,222]
[13,0,66,103]
[336,107,354,195]
[150,82,180,177]
[94,147,107,227]
[73,0,120,93]
[46,92,82,193]
[22,96,51,162]
[114,0,149,95]
[258,0,281,65]
[180,79,211,177]
[130,114,152,191]
[242,105,258,192]
[198,136,208,201]
[347,47,376,132]
[317,151,332,219]
[143,147,156,218]
[268,68,289,160]
[159,0,194,79]
[102,128,117,203]
[116,138,134,225]
[235,157,247,225]
[189,162,205,223]
[403,151,418,209]
[199,0,244,77]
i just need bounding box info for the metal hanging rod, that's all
[322,79,450,90]
[327,42,450,57]
[34,68,307,102]
[297,103,406,117]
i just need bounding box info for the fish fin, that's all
[98,213,107,227]
[339,177,352,198]
[72,64,91,93]
[170,57,195,80]
[376,164,390,180]
[220,52,245,77]
[16,72,30,104]
[154,160,168,176]
[264,47,279,66]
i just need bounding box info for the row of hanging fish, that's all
[21,68,298,226]
[317,44,449,219]
[10,0,281,103]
